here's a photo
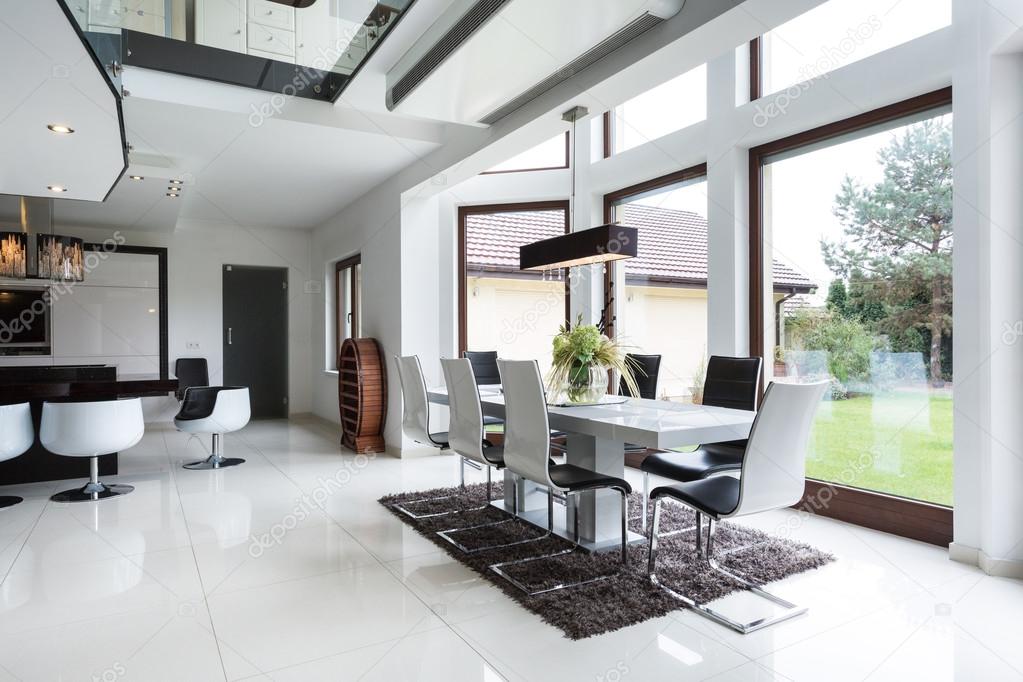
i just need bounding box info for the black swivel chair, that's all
[638,356,762,531]
[174,358,209,401]
[463,351,504,428]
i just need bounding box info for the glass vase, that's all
[562,363,609,404]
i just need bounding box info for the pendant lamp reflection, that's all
[37,234,84,281]
[0,232,28,278]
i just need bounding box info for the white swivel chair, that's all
[488,360,631,596]
[42,398,144,502]
[647,380,829,634]
[0,402,34,508]
[176,387,251,470]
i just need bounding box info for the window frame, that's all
[748,87,954,546]
[457,201,572,356]
[334,254,361,365]
[478,132,571,175]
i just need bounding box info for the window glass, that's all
[763,111,953,505]
[464,208,568,376]
[483,134,568,174]
[612,64,706,155]
[762,0,951,96]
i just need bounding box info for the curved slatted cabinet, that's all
[338,338,386,453]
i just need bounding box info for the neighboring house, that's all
[464,204,817,398]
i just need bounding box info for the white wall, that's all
[1,219,313,422]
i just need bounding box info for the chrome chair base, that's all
[51,483,134,503]
[183,455,246,470]
[394,457,494,520]
[488,487,628,596]
[0,495,24,509]
[647,498,807,634]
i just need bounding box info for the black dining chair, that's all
[638,356,762,531]
[174,357,209,402]
[621,353,661,399]
[463,351,504,428]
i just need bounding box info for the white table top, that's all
[428,386,754,450]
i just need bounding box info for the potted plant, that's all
[548,316,640,404]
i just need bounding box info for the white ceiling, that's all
[0,1,126,201]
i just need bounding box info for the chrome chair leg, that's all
[695,512,704,557]
[184,433,245,470]
[393,457,486,520]
[642,471,650,533]
[648,498,808,634]
[52,455,134,502]
[436,471,539,554]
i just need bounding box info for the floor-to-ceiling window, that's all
[334,254,361,367]
[459,202,569,376]
[751,90,953,541]
[604,167,710,401]
[606,64,706,156]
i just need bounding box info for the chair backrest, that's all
[174,357,209,400]
[734,380,829,517]
[497,359,554,488]
[441,358,486,465]
[621,354,661,399]
[395,355,437,446]
[0,402,34,461]
[40,398,145,457]
[463,351,501,386]
[703,356,763,411]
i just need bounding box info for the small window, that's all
[482,133,570,174]
[610,64,707,155]
[335,255,361,366]
[759,0,951,97]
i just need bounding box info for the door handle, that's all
[227,328,233,345]
[346,312,353,324]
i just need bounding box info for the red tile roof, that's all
[465,204,816,292]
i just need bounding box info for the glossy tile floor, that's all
[1,418,1020,681]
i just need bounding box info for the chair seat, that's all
[481,444,504,467]
[640,443,744,483]
[549,464,632,494]
[651,475,740,518]
[428,432,449,448]
[483,415,504,426]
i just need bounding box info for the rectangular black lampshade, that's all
[519,224,638,271]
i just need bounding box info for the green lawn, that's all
[805,392,953,506]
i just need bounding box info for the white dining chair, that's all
[488,359,631,596]
[176,387,251,470]
[647,380,829,634]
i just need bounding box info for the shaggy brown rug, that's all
[380,483,834,640]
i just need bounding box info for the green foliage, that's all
[825,279,849,317]
[786,310,882,386]
[549,315,640,398]
[822,117,952,384]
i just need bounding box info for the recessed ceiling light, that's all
[166,192,179,198]
[130,175,144,181]
[168,179,184,185]
[47,185,68,192]
[47,124,74,135]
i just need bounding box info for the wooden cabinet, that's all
[338,338,386,454]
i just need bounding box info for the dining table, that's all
[427,385,757,552]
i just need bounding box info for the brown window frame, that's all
[458,201,572,356]
[748,87,954,546]
[335,254,361,364]
[749,37,762,101]
[478,132,571,175]
[601,163,709,341]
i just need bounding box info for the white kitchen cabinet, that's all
[247,21,294,58]
[295,4,366,72]
[248,0,294,31]
[196,0,247,53]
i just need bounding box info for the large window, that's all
[605,167,710,401]
[459,203,569,376]
[608,64,706,155]
[752,92,953,520]
[759,0,951,96]
[481,133,569,174]
[335,255,361,366]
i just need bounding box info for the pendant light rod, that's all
[562,105,588,234]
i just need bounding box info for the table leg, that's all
[565,433,643,551]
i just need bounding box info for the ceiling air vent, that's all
[386,0,685,124]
